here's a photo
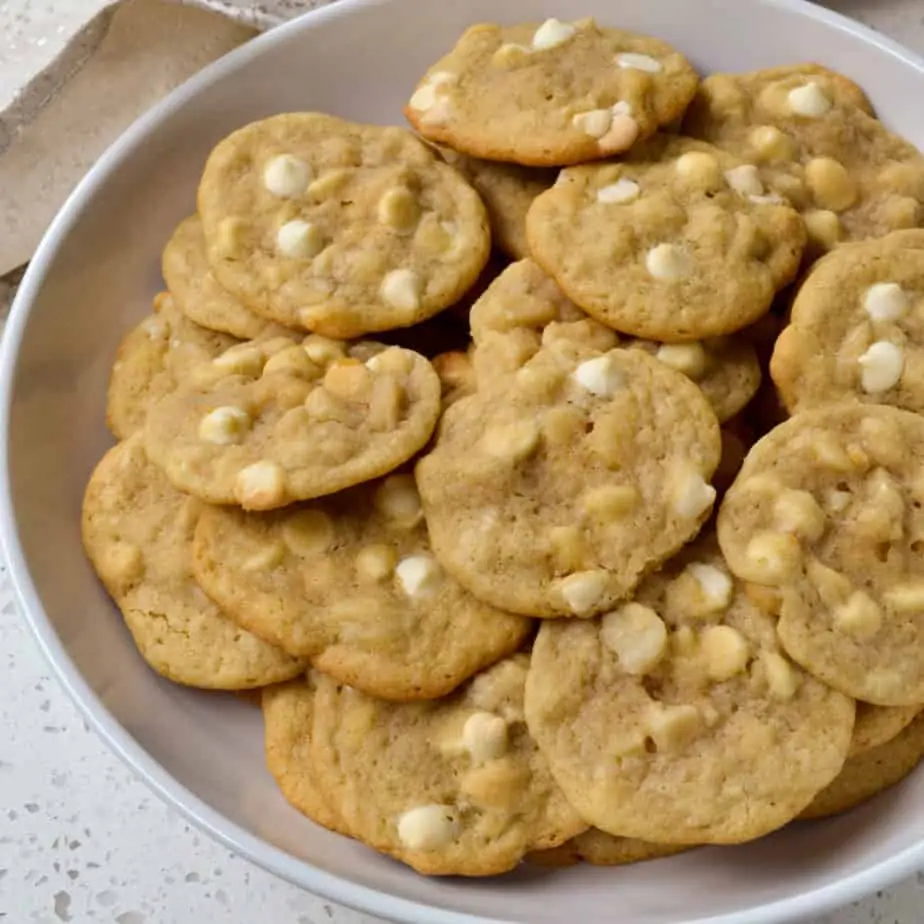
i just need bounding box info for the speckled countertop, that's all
[5,1,924,922]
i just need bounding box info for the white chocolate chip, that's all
[749,193,786,205]
[749,125,795,162]
[355,544,397,583]
[805,157,857,212]
[571,355,624,396]
[197,406,251,445]
[858,341,904,393]
[395,553,441,598]
[532,18,576,50]
[615,52,662,72]
[687,563,733,612]
[810,433,855,473]
[419,96,453,126]
[787,82,832,117]
[492,43,532,66]
[670,467,716,519]
[557,570,610,615]
[724,164,764,197]
[774,490,826,541]
[241,541,285,572]
[700,625,750,682]
[302,335,346,366]
[373,474,423,527]
[656,342,708,380]
[834,590,883,639]
[377,187,421,231]
[742,531,802,584]
[601,603,667,675]
[323,359,372,401]
[597,177,641,204]
[234,460,286,510]
[646,243,692,281]
[306,169,350,200]
[213,344,265,376]
[408,71,456,112]
[281,509,334,557]
[481,420,540,463]
[824,488,853,514]
[582,484,639,519]
[397,805,460,850]
[263,154,311,198]
[674,151,723,189]
[572,108,612,139]
[884,582,924,613]
[380,268,421,311]
[646,703,701,752]
[462,712,509,763]
[804,209,842,251]
[276,220,324,259]
[864,283,909,323]
[761,652,800,701]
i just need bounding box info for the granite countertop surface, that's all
[4,0,924,922]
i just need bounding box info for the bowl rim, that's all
[4,0,924,921]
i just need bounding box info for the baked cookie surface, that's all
[198,113,490,338]
[81,436,305,689]
[406,18,699,166]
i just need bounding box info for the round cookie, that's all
[197,113,490,338]
[529,830,690,867]
[717,404,924,706]
[192,474,532,700]
[526,135,807,341]
[416,346,721,618]
[143,336,441,510]
[308,655,587,876]
[405,18,699,166]
[683,65,924,255]
[262,677,351,835]
[162,215,292,340]
[81,436,306,690]
[437,147,557,258]
[801,713,924,820]
[106,292,238,440]
[524,536,855,844]
[771,233,924,415]
[470,258,760,422]
[850,702,921,758]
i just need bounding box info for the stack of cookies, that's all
[83,15,924,877]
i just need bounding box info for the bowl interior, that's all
[7,0,924,921]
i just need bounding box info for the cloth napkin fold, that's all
[0,0,332,278]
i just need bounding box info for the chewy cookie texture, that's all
[82,14,924,879]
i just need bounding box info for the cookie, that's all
[416,346,721,618]
[191,474,532,700]
[143,337,441,510]
[405,18,699,166]
[524,535,855,844]
[162,215,291,340]
[197,113,490,338]
[684,65,924,255]
[308,656,587,875]
[850,703,921,758]
[801,713,924,820]
[717,403,924,705]
[528,830,690,867]
[437,147,557,258]
[262,677,350,835]
[526,135,807,341]
[81,436,305,689]
[106,292,238,439]
[432,350,476,409]
[771,232,924,414]
[470,259,760,423]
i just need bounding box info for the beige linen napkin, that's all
[0,0,333,279]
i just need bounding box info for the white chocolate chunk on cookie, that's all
[701,625,750,681]
[378,187,421,231]
[582,484,639,519]
[198,406,251,445]
[615,52,662,72]
[234,460,286,509]
[674,150,723,190]
[646,703,701,752]
[276,219,324,259]
[597,177,641,204]
[263,154,311,197]
[774,490,826,541]
[834,590,883,639]
[380,268,421,311]
[725,164,764,197]
[355,543,397,583]
[573,109,613,139]
[395,553,441,598]
[646,243,692,281]
[760,651,800,701]
[373,474,423,527]
[281,509,334,556]
[462,711,509,762]
[687,562,733,612]
[864,282,909,323]
[670,467,716,519]
[572,355,624,396]
[397,804,460,850]
[884,582,924,613]
[656,342,708,379]
[749,125,796,162]
[481,420,541,462]
[557,570,610,615]
[805,157,857,212]
[787,82,832,117]
[858,341,904,393]
[531,18,576,50]
[742,531,801,584]
[601,603,667,675]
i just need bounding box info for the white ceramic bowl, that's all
[5,0,924,921]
